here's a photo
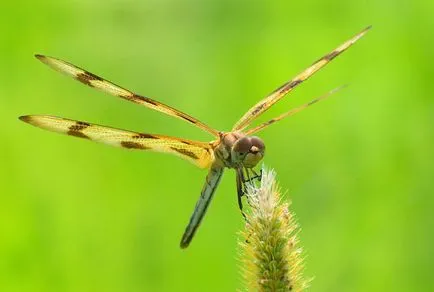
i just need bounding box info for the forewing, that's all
[35,55,219,137]
[232,26,371,131]
[19,115,214,168]
[245,85,346,135]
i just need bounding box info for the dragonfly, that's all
[20,26,370,248]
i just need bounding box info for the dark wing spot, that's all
[170,147,199,159]
[119,93,135,100]
[271,79,302,96]
[120,94,160,107]
[312,50,341,65]
[76,121,90,126]
[76,72,103,86]
[251,103,265,115]
[271,82,288,94]
[179,114,197,124]
[307,98,320,106]
[268,80,302,98]
[69,121,90,132]
[121,141,150,149]
[132,133,158,139]
[67,130,90,139]
[324,50,340,61]
[19,115,31,123]
[264,119,275,126]
[67,121,90,139]
[142,96,159,106]
[288,79,302,88]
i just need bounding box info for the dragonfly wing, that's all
[245,85,347,135]
[180,166,224,248]
[232,26,371,131]
[19,115,214,169]
[35,55,220,137]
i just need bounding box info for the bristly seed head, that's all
[239,167,309,292]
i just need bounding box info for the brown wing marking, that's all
[35,55,220,137]
[19,115,214,168]
[245,85,346,135]
[232,26,371,131]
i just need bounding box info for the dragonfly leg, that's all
[238,168,262,244]
[251,168,262,182]
[236,168,248,221]
[244,167,252,182]
[241,167,262,185]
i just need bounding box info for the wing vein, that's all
[19,115,214,168]
[232,26,371,131]
[35,55,220,137]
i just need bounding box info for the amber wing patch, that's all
[19,115,214,168]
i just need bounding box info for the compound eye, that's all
[233,137,252,154]
[250,136,265,152]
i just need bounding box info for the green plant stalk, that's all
[239,167,309,292]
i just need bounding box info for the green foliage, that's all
[1,1,433,291]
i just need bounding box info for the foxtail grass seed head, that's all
[239,167,309,292]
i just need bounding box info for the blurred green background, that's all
[1,0,433,291]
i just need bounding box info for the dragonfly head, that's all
[231,136,265,168]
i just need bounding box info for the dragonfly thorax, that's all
[215,132,265,169]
